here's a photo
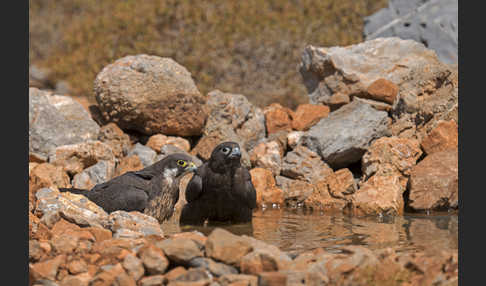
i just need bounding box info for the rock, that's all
[29,212,52,240]
[218,274,258,286]
[275,176,314,208]
[90,263,136,286]
[326,168,357,199]
[29,163,71,210]
[107,211,164,239]
[205,228,253,267]
[72,160,116,190]
[29,240,52,262]
[281,145,333,184]
[263,103,294,135]
[138,244,169,275]
[365,78,399,105]
[420,119,458,155]
[29,254,66,282]
[29,88,100,158]
[146,134,191,153]
[59,272,92,286]
[362,136,423,181]
[192,90,266,164]
[249,168,284,208]
[164,267,187,281]
[408,150,458,211]
[328,93,351,111]
[114,155,144,177]
[350,172,405,216]
[240,247,291,275]
[353,96,393,112]
[127,143,156,168]
[94,54,207,136]
[155,238,203,265]
[98,123,132,159]
[291,104,330,131]
[122,254,145,281]
[249,141,283,176]
[170,267,212,285]
[188,257,238,277]
[303,180,349,213]
[286,131,304,149]
[35,188,109,228]
[257,272,287,286]
[364,0,458,65]
[138,275,166,286]
[171,231,208,249]
[301,100,389,169]
[48,141,115,176]
[66,260,88,275]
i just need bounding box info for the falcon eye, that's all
[221,147,230,154]
[177,160,187,167]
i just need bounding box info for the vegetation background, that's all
[29,0,387,109]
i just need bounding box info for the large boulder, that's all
[301,100,390,169]
[408,150,458,211]
[191,90,266,165]
[364,0,458,65]
[93,55,207,136]
[29,88,100,158]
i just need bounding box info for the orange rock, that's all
[98,122,132,159]
[29,254,66,282]
[29,212,52,240]
[89,263,136,286]
[85,227,113,243]
[249,141,283,176]
[257,272,288,286]
[291,104,330,131]
[328,92,350,110]
[171,231,208,248]
[138,244,169,275]
[67,259,88,275]
[303,180,348,213]
[114,155,144,177]
[250,168,284,208]
[51,218,81,236]
[146,134,191,153]
[420,120,458,155]
[164,266,187,281]
[29,163,71,201]
[327,168,357,199]
[366,78,399,104]
[205,228,253,267]
[263,103,294,135]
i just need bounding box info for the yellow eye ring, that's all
[177,160,187,167]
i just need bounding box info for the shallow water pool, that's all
[162,208,458,256]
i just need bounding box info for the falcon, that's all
[179,141,257,225]
[59,153,197,223]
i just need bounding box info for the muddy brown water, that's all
[162,208,458,256]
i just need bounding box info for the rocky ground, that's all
[29,37,458,285]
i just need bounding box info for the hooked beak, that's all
[228,147,241,159]
[186,162,197,172]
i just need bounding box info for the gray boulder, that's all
[364,0,458,65]
[128,143,156,168]
[301,100,389,169]
[94,54,207,136]
[72,160,116,190]
[29,88,100,158]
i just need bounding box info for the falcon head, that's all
[209,141,242,171]
[157,153,198,179]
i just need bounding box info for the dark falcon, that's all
[59,153,197,223]
[179,141,257,225]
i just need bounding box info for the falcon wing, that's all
[233,167,257,209]
[185,165,205,203]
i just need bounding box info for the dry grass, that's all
[29,0,387,109]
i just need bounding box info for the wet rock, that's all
[205,228,253,267]
[35,188,109,228]
[192,90,265,165]
[281,145,333,184]
[146,134,191,153]
[364,0,458,65]
[287,131,304,149]
[127,143,156,168]
[107,211,164,239]
[29,254,66,282]
[114,155,144,177]
[138,244,169,275]
[188,257,238,277]
[263,103,294,135]
[362,136,423,182]
[122,254,145,281]
[302,100,389,169]
[97,123,131,159]
[291,104,330,131]
[29,88,100,158]
[155,237,203,265]
[408,150,458,211]
[249,168,284,208]
[420,119,458,155]
[350,172,405,216]
[94,55,207,136]
[72,160,116,190]
[48,141,115,176]
[218,274,258,286]
[249,141,283,176]
[275,176,314,208]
